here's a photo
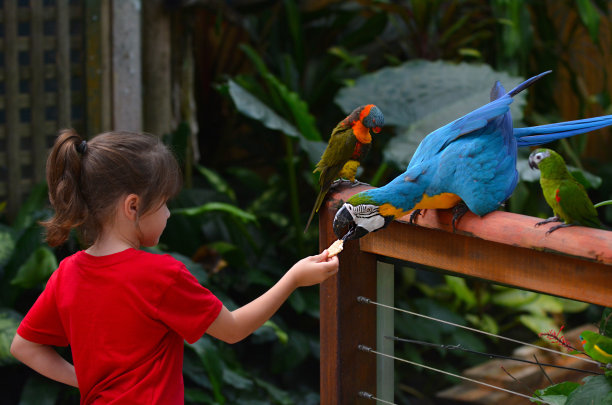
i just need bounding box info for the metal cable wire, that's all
[357,296,600,366]
[386,336,602,375]
[358,391,397,405]
[358,345,556,405]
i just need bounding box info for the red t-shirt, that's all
[17,248,223,404]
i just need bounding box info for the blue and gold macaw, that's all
[333,71,612,240]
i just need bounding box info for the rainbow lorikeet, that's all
[528,148,602,234]
[332,71,612,241]
[303,104,384,233]
[579,330,612,365]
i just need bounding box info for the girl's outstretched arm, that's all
[10,333,78,387]
[207,250,338,344]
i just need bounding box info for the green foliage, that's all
[532,374,612,405]
[11,247,58,289]
[531,381,582,405]
[0,309,22,366]
[576,0,601,44]
[531,309,612,404]
[0,183,54,307]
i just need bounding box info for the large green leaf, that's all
[12,182,49,232]
[228,79,300,138]
[444,275,476,309]
[11,247,58,289]
[556,297,590,314]
[196,165,237,202]
[239,44,321,142]
[335,60,527,168]
[172,202,257,224]
[576,0,601,44]
[188,338,225,404]
[491,288,539,307]
[0,308,22,365]
[262,72,321,141]
[531,381,581,405]
[0,224,16,273]
[519,314,558,335]
[566,375,612,405]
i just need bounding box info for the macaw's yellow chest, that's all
[413,193,462,210]
[377,193,462,220]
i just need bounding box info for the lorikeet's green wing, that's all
[304,123,358,232]
[315,123,359,187]
[556,179,602,228]
[581,330,612,364]
[591,335,612,363]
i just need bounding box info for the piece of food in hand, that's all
[327,239,344,257]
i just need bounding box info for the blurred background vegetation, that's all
[1,0,612,403]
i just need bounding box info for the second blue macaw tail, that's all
[514,115,612,147]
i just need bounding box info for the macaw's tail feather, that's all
[304,187,330,233]
[515,115,612,147]
[507,70,552,97]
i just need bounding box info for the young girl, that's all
[10,129,339,404]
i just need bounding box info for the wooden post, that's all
[111,0,142,132]
[142,0,172,137]
[85,0,111,138]
[320,185,378,404]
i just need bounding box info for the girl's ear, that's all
[123,194,140,221]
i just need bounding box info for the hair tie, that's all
[76,140,88,154]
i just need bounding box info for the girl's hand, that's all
[288,250,339,288]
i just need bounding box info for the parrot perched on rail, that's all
[332,71,612,241]
[528,148,602,234]
[304,104,384,233]
[579,330,612,366]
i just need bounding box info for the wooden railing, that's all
[319,183,612,405]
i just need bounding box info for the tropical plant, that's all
[531,308,612,405]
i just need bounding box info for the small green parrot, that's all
[528,148,601,234]
[579,330,612,365]
[303,104,384,232]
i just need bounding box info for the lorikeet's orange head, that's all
[359,104,384,134]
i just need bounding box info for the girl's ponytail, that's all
[42,129,90,246]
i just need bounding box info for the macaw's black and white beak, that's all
[333,205,368,241]
[332,203,393,241]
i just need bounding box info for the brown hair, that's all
[42,129,182,247]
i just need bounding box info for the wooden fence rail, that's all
[319,183,612,404]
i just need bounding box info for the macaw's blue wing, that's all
[410,96,514,165]
[372,72,553,217]
[515,115,612,147]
